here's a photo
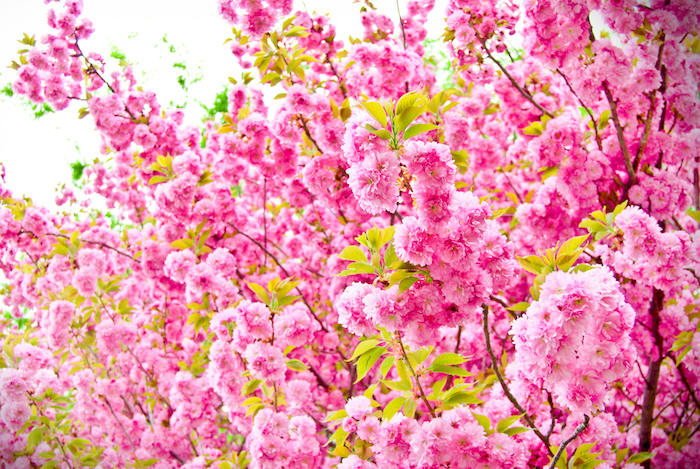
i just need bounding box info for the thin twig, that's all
[548,415,590,469]
[169,451,186,465]
[556,69,602,151]
[472,27,553,118]
[104,397,137,453]
[546,392,556,439]
[297,115,323,153]
[602,81,637,187]
[227,222,328,332]
[73,35,138,121]
[397,332,436,418]
[482,304,552,454]
[308,363,330,391]
[51,232,139,262]
[634,34,666,172]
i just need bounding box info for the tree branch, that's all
[556,69,602,151]
[633,34,666,172]
[397,332,436,418]
[472,27,553,119]
[639,288,664,469]
[602,81,637,187]
[482,304,552,454]
[548,414,590,469]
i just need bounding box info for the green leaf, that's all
[517,255,547,275]
[432,377,447,397]
[355,347,386,383]
[688,210,700,224]
[261,72,280,83]
[398,276,419,294]
[616,448,630,466]
[432,353,468,367]
[443,391,484,406]
[540,165,558,182]
[507,302,530,312]
[396,105,426,133]
[558,234,590,257]
[403,123,439,140]
[328,427,349,448]
[348,339,380,361]
[26,427,44,451]
[286,359,308,371]
[396,359,411,388]
[363,383,379,398]
[472,412,492,434]
[324,409,348,422]
[170,238,194,250]
[241,379,262,396]
[676,345,692,365]
[384,242,399,269]
[389,269,413,288]
[148,175,170,185]
[246,283,270,305]
[365,125,391,139]
[557,248,585,272]
[522,121,544,136]
[338,245,369,263]
[413,346,433,364]
[381,379,412,391]
[504,427,531,436]
[360,101,388,128]
[395,90,426,116]
[403,398,417,418]
[338,262,376,276]
[496,413,524,433]
[380,356,396,378]
[428,365,472,377]
[627,452,654,464]
[383,396,406,420]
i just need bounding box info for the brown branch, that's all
[325,53,348,99]
[639,288,664,469]
[169,451,185,465]
[482,304,553,454]
[602,81,637,187]
[634,34,666,172]
[297,115,323,154]
[104,397,137,453]
[548,415,590,469]
[546,392,556,439]
[73,35,138,121]
[50,232,139,262]
[308,363,330,391]
[397,332,436,418]
[556,69,602,151]
[472,28,553,119]
[670,353,700,411]
[227,222,328,332]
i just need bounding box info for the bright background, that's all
[0,0,449,209]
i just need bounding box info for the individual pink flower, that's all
[345,395,373,420]
[243,342,286,382]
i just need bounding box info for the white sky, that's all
[0,0,449,209]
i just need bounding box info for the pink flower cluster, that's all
[248,409,323,469]
[604,206,698,293]
[628,168,692,220]
[510,267,636,413]
[12,0,94,109]
[338,406,529,469]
